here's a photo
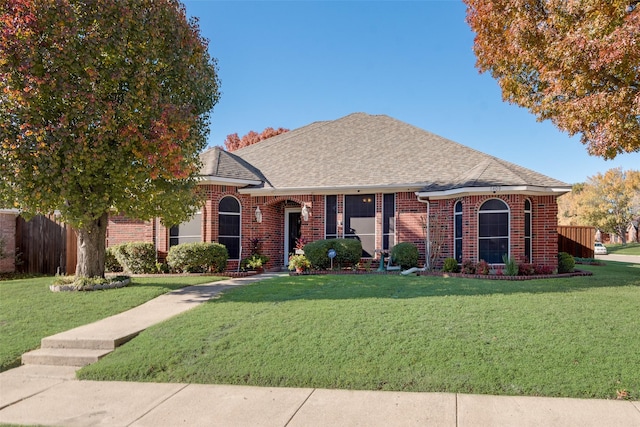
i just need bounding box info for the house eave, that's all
[0,208,20,215]
[416,185,571,200]
[198,176,263,187]
[238,183,426,196]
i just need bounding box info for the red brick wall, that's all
[427,194,559,269]
[105,189,561,271]
[0,212,17,273]
[396,192,428,262]
[106,215,156,247]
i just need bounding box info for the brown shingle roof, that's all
[199,147,265,183]
[208,113,569,193]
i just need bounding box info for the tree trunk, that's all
[616,225,628,245]
[75,212,108,278]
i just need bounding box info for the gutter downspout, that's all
[416,196,430,271]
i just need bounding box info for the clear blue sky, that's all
[183,0,639,185]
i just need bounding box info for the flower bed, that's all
[289,269,401,276]
[417,269,593,280]
[288,268,592,280]
[50,276,132,292]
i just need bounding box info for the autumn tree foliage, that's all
[0,0,220,277]
[223,127,289,151]
[557,183,586,226]
[464,0,640,159]
[558,169,640,242]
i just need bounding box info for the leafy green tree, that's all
[464,0,640,159]
[0,0,220,277]
[578,168,640,244]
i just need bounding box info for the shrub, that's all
[248,237,263,255]
[304,238,361,269]
[461,259,476,274]
[155,262,170,274]
[502,254,519,276]
[241,254,269,271]
[442,258,459,273]
[390,242,419,270]
[558,252,575,274]
[288,254,311,271]
[167,242,228,273]
[534,264,554,275]
[518,257,536,276]
[476,259,490,275]
[105,247,123,272]
[111,242,156,274]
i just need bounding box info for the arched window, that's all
[524,199,532,262]
[454,201,463,262]
[219,196,241,259]
[478,199,509,263]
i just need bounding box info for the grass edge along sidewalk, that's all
[0,275,224,372]
[78,261,639,401]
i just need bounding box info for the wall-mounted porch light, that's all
[255,206,262,223]
[301,203,310,221]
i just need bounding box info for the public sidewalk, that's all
[1,273,639,426]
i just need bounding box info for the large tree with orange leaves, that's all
[223,127,289,152]
[464,0,640,159]
[0,0,220,277]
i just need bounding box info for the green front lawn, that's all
[78,262,640,400]
[0,275,224,372]
[606,242,640,256]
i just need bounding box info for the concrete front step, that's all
[22,348,112,367]
[40,332,139,351]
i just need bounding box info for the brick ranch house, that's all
[107,113,571,271]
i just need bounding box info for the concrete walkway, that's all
[596,253,640,264]
[2,273,639,426]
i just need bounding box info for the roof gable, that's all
[199,147,265,184]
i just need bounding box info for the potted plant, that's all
[288,254,311,273]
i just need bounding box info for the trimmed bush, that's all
[442,258,459,273]
[304,238,362,269]
[105,247,123,272]
[167,242,228,273]
[111,242,156,274]
[390,242,419,270]
[558,252,575,274]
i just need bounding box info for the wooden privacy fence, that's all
[557,226,596,258]
[16,215,77,275]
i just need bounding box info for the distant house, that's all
[628,221,638,243]
[601,220,640,245]
[108,113,571,270]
